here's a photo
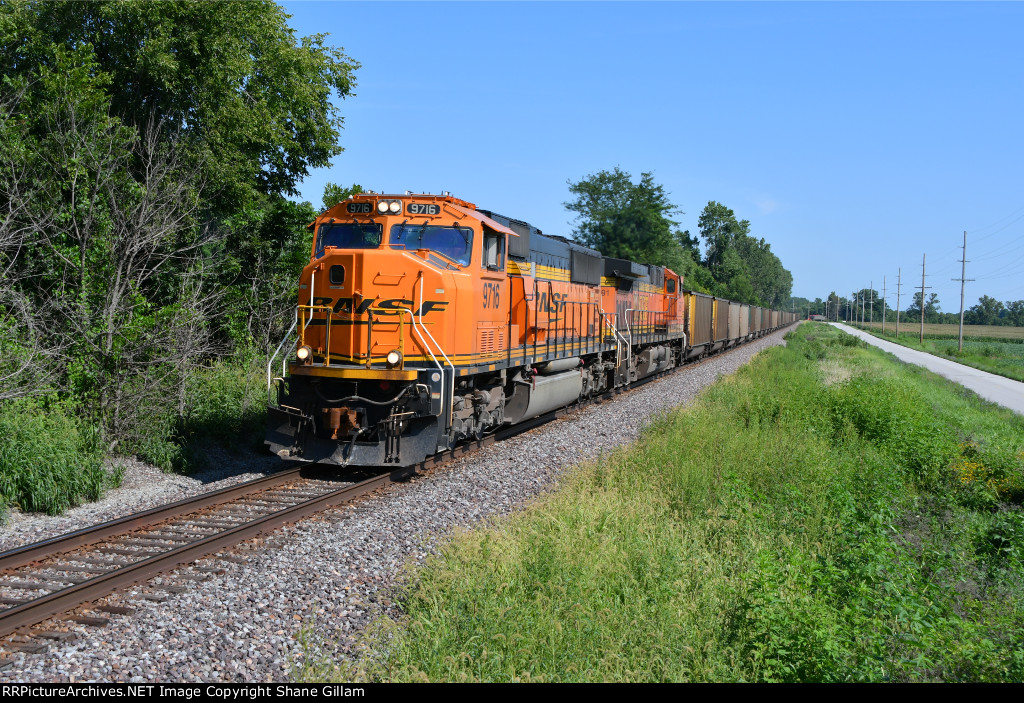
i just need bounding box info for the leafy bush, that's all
[126,357,268,472]
[827,376,959,488]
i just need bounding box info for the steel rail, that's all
[0,468,308,573]
[0,469,397,639]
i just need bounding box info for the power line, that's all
[920,253,932,344]
[970,208,1024,243]
[968,236,1024,263]
[882,276,887,334]
[967,203,1024,239]
[896,268,902,338]
[952,231,975,352]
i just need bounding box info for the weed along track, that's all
[0,329,792,681]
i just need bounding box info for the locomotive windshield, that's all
[315,222,382,258]
[390,224,474,266]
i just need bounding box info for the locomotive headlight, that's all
[386,349,402,367]
[296,345,313,362]
[376,201,389,214]
[388,200,401,214]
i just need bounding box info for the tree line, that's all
[564,167,793,307]
[0,1,358,465]
[794,290,1024,327]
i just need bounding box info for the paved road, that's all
[830,323,1024,416]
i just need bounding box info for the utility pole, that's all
[869,280,874,326]
[952,230,974,353]
[895,268,902,338]
[919,253,932,344]
[881,276,887,335]
[861,287,866,325]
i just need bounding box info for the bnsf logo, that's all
[312,297,449,316]
[536,291,568,313]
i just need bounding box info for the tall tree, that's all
[964,295,1006,326]
[1,0,359,216]
[697,201,791,306]
[0,1,360,452]
[564,167,691,273]
[907,292,942,323]
[322,182,364,212]
[733,234,791,307]
[1,47,214,445]
[1004,300,1024,327]
[698,201,749,273]
[827,291,841,320]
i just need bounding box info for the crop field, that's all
[300,325,1024,682]
[859,321,1024,341]
[850,322,1024,382]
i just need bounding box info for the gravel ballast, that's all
[0,329,790,682]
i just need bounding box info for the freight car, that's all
[266,193,797,467]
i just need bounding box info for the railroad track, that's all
[0,420,556,649]
[0,335,787,653]
[0,465,402,647]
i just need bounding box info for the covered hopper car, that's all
[266,193,797,467]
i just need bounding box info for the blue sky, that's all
[280,1,1024,312]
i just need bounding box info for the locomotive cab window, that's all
[482,227,505,270]
[390,223,474,266]
[315,222,382,258]
[667,279,676,294]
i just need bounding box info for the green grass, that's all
[299,324,1024,682]
[850,323,1024,383]
[0,397,122,519]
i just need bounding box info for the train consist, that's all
[266,193,797,467]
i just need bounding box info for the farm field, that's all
[857,321,1024,340]
[301,325,1024,682]
[851,322,1024,383]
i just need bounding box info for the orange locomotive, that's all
[266,193,796,467]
